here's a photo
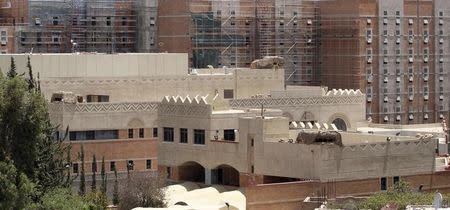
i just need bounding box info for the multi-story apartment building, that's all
[320,0,450,126]
[0,0,158,54]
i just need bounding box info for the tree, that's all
[7,57,17,78]
[0,58,68,196]
[0,161,36,210]
[358,181,439,209]
[112,168,119,206]
[79,144,86,196]
[91,154,97,192]
[118,172,166,210]
[100,156,107,194]
[40,187,88,210]
[26,56,35,90]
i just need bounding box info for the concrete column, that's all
[205,168,212,185]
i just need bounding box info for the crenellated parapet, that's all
[158,95,212,117]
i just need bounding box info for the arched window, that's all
[332,118,347,131]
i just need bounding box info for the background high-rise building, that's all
[158,0,320,86]
[0,0,449,128]
[0,0,158,54]
[319,0,450,125]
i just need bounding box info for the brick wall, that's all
[245,171,450,210]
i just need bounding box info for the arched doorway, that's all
[212,165,240,186]
[332,118,347,131]
[178,161,205,183]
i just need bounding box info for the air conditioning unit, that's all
[0,40,6,45]
[409,36,414,44]
[367,57,373,64]
[384,116,389,122]
[396,58,401,64]
[150,20,156,25]
[383,18,388,25]
[423,57,429,63]
[424,19,429,25]
[396,96,401,102]
[396,18,401,25]
[367,75,373,83]
[396,38,401,44]
[408,57,414,63]
[439,38,444,44]
[396,115,401,121]
[367,18,372,25]
[384,38,388,44]
[384,77,389,83]
[409,95,414,101]
[440,57,444,63]
[424,37,429,44]
[396,77,401,83]
[384,96,389,102]
[439,19,444,25]
[423,75,429,82]
[307,19,312,25]
[409,19,414,25]
[367,38,372,44]
[440,114,444,119]
[424,114,429,120]
[409,76,414,82]
[409,114,414,120]
[367,96,372,102]
[35,18,41,25]
[384,57,388,64]
[440,95,444,100]
[424,95,429,101]
[439,76,444,81]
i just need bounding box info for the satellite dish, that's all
[433,192,443,209]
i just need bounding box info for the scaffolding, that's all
[187,0,320,85]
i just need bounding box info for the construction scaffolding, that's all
[186,0,320,85]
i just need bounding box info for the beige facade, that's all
[157,92,442,186]
[0,53,285,102]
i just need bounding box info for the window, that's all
[127,160,134,171]
[139,128,144,138]
[394,176,400,185]
[224,129,236,141]
[110,161,116,172]
[128,129,134,138]
[194,129,205,145]
[440,11,444,17]
[106,17,111,26]
[180,128,188,143]
[91,17,96,26]
[384,11,388,16]
[163,127,174,142]
[86,95,109,102]
[396,11,400,16]
[381,177,387,190]
[69,130,119,141]
[53,17,59,25]
[153,128,158,137]
[224,89,234,99]
[167,167,171,178]
[122,17,127,26]
[92,161,97,173]
[146,159,152,169]
[73,163,79,174]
